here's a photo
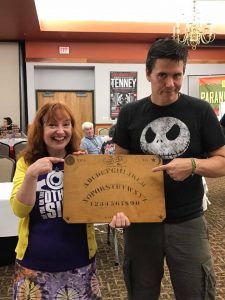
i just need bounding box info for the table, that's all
[0,137,27,147]
[0,182,19,266]
[0,182,19,237]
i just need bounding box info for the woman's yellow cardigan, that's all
[10,157,97,260]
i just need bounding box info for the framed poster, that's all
[199,76,225,117]
[63,154,165,223]
[110,71,137,119]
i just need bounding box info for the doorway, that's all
[36,90,94,136]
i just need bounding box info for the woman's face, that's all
[43,110,72,158]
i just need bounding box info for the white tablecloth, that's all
[0,138,27,147]
[0,182,19,237]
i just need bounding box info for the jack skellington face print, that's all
[140,117,190,159]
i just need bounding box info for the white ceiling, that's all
[35,0,225,25]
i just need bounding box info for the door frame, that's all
[35,89,95,125]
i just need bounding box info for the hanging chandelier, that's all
[172,0,215,50]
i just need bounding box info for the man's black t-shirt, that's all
[220,114,225,127]
[114,94,225,222]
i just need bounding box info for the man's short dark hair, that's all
[146,38,188,73]
[109,124,116,138]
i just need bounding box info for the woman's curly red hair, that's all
[21,102,81,165]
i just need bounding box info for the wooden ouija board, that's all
[63,154,165,223]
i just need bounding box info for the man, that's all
[80,121,105,154]
[110,39,225,299]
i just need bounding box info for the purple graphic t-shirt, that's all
[18,162,93,272]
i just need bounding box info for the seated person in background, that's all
[101,124,116,154]
[0,117,13,137]
[80,121,105,154]
[1,117,22,138]
[3,117,13,130]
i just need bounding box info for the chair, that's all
[99,128,109,136]
[107,225,120,265]
[95,223,120,265]
[13,141,27,160]
[0,156,15,182]
[0,142,10,157]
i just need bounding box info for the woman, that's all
[3,117,13,130]
[10,102,101,299]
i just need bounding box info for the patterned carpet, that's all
[0,177,225,299]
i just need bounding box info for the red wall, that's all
[25,41,225,63]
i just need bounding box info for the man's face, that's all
[146,58,184,106]
[84,126,94,138]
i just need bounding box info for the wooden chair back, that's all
[99,128,109,136]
